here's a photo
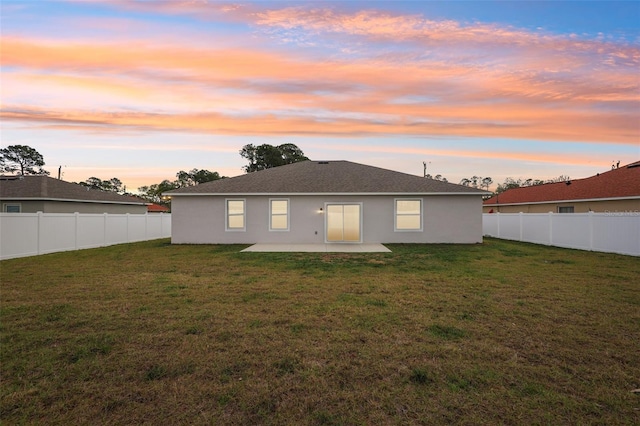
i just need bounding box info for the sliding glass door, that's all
[326,204,361,242]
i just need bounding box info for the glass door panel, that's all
[343,205,361,241]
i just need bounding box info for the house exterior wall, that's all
[483,198,640,214]
[171,194,482,244]
[1,199,147,214]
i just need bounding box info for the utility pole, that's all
[423,161,430,178]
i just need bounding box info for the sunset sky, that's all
[1,0,638,192]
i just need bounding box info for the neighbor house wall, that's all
[41,201,148,214]
[483,198,640,214]
[171,194,482,244]
[2,200,45,213]
[0,200,147,214]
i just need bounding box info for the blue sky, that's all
[1,0,638,190]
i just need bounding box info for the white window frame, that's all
[394,198,423,232]
[3,203,21,213]
[225,199,246,231]
[269,198,289,231]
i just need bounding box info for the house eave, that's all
[0,197,147,206]
[483,195,640,207]
[167,191,488,197]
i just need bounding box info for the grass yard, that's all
[1,238,639,425]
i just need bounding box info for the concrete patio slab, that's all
[241,243,391,253]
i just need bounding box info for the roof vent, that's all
[318,161,329,165]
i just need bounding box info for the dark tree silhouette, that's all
[0,145,49,175]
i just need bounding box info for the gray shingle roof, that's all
[0,175,147,205]
[167,161,487,195]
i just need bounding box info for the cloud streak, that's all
[2,25,637,145]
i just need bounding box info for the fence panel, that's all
[497,214,521,241]
[0,213,171,260]
[0,214,39,259]
[521,213,550,245]
[483,212,639,256]
[591,214,640,256]
[552,214,591,250]
[127,214,148,242]
[483,213,498,237]
[39,214,77,255]
[77,214,107,249]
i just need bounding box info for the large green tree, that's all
[79,177,125,194]
[240,143,309,173]
[0,145,50,175]
[175,169,221,187]
[138,180,179,204]
[138,169,223,204]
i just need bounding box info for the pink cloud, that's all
[1,1,638,146]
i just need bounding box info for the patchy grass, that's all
[1,238,639,424]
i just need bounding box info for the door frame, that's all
[324,202,363,243]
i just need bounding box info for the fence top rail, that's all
[0,212,169,218]
[484,211,639,217]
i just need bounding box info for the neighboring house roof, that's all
[484,161,640,206]
[147,203,170,213]
[167,160,487,196]
[0,175,147,205]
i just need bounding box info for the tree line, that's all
[425,173,571,194]
[1,144,570,201]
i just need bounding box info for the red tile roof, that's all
[484,161,640,205]
[147,203,170,213]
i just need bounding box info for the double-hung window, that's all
[226,199,245,231]
[270,199,289,231]
[395,199,422,231]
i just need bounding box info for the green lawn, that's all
[1,238,639,425]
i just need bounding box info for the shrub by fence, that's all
[483,212,639,256]
[0,213,171,260]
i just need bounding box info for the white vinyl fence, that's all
[0,212,171,260]
[483,212,639,256]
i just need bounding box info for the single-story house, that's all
[483,161,640,213]
[0,175,148,214]
[166,160,488,245]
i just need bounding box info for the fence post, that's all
[519,212,523,241]
[548,212,553,245]
[126,213,130,243]
[103,213,108,247]
[496,212,500,238]
[588,211,594,251]
[162,213,169,238]
[75,212,80,250]
[37,211,43,255]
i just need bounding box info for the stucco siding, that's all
[424,195,483,243]
[41,201,147,214]
[171,194,482,244]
